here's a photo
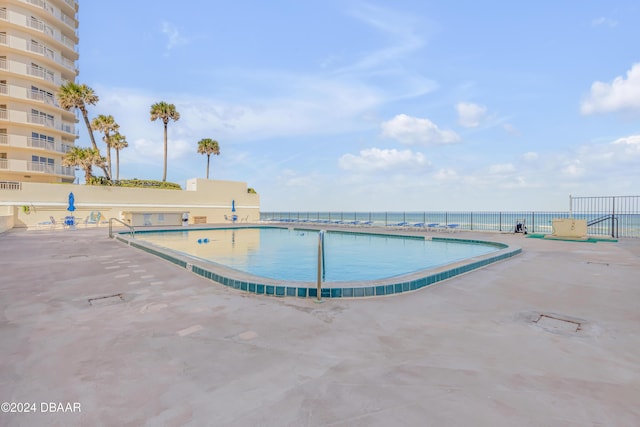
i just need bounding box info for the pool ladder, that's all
[108,218,135,239]
[316,230,326,301]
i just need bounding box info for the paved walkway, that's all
[1,226,639,426]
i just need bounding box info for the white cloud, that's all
[611,134,640,156]
[522,152,538,161]
[562,160,585,177]
[488,163,516,174]
[456,102,487,128]
[130,137,192,163]
[381,114,460,145]
[581,63,640,114]
[338,147,429,173]
[340,4,426,75]
[433,168,458,182]
[503,123,520,136]
[591,17,618,28]
[161,22,188,51]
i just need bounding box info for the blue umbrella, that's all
[231,200,236,212]
[67,192,76,212]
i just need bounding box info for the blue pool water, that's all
[134,227,501,283]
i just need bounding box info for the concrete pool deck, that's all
[1,225,639,426]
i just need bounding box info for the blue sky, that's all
[76,1,640,211]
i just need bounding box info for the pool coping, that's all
[113,225,522,298]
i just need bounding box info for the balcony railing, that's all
[27,136,54,150]
[25,15,76,51]
[0,83,7,95]
[28,66,59,84]
[60,122,75,134]
[0,109,8,120]
[27,161,74,176]
[0,8,6,20]
[29,114,55,128]
[0,134,7,144]
[0,159,7,169]
[0,181,22,190]
[28,89,58,106]
[21,0,46,9]
[0,58,7,70]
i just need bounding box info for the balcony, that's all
[0,108,8,120]
[0,83,7,95]
[28,113,55,128]
[28,89,59,106]
[27,161,74,176]
[25,17,77,52]
[0,134,74,153]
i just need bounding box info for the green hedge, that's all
[87,177,182,189]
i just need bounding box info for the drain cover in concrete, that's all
[88,294,124,307]
[534,314,581,332]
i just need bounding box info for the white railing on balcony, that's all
[0,83,7,95]
[0,109,8,120]
[60,143,73,153]
[0,134,7,145]
[26,16,77,51]
[29,114,53,128]
[0,58,6,70]
[0,33,7,45]
[28,89,58,106]
[21,0,46,9]
[61,122,74,134]
[28,66,60,85]
[61,56,75,71]
[0,159,7,169]
[27,17,45,32]
[0,181,21,190]
[0,8,7,20]
[27,136,53,149]
[27,161,72,176]
[61,13,75,29]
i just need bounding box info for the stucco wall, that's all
[0,179,260,229]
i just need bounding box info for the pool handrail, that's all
[109,218,135,239]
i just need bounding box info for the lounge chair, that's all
[446,223,460,232]
[85,211,102,227]
[37,216,57,230]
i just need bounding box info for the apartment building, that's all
[0,0,79,184]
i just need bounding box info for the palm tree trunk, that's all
[115,149,120,181]
[163,121,168,182]
[84,166,92,184]
[206,154,210,179]
[81,108,110,180]
[106,144,112,179]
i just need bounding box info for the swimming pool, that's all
[133,227,500,282]
[116,226,521,298]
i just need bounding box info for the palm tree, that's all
[197,138,220,179]
[62,147,106,184]
[57,82,110,179]
[110,132,128,181]
[150,101,180,182]
[91,114,119,179]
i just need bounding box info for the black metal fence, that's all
[570,195,640,238]
[260,211,570,234]
[262,196,640,238]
